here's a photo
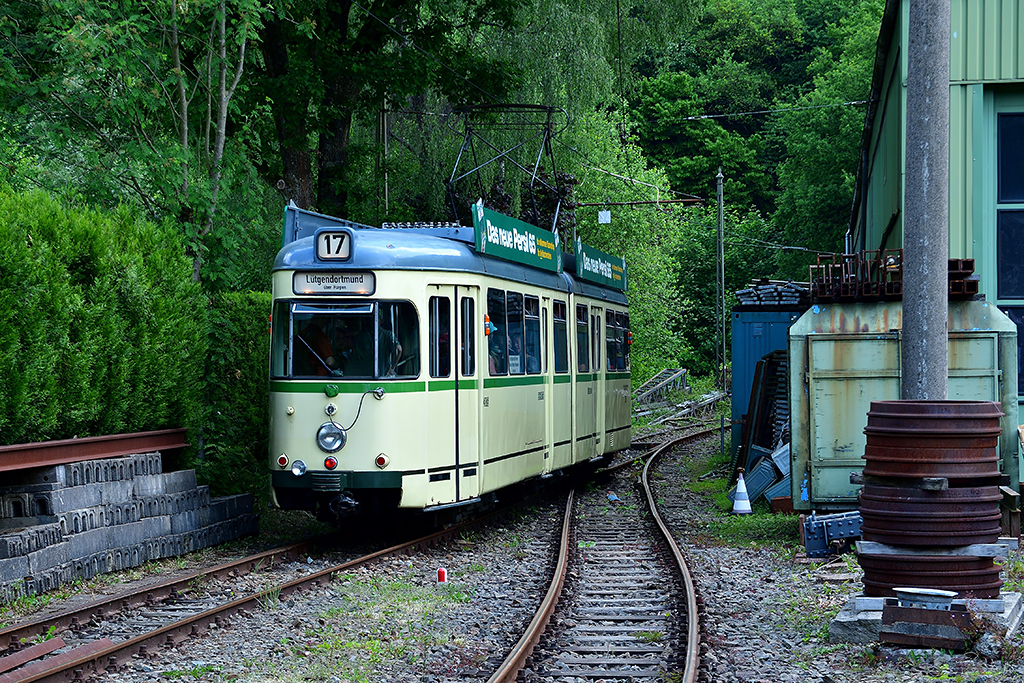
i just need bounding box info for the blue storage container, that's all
[730,308,804,456]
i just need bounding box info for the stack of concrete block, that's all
[0,452,257,604]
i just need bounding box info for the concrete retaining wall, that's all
[0,453,256,605]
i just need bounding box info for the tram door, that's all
[592,306,606,455]
[426,285,480,505]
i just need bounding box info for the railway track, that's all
[0,517,498,683]
[490,434,703,683]
[1,430,711,682]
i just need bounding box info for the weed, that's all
[1003,635,1024,663]
[468,563,485,572]
[256,586,282,611]
[634,630,664,643]
[1000,555,1024,593]
[578,540,597,548]
[161,663,219,679]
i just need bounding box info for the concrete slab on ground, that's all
[830,592,1023,644]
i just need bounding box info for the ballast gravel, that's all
[652,434,1024,683]
[9,436,1024,683]
[74,504,562,683]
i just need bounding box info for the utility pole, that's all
[717,169,726,391]
[902,0,950,400]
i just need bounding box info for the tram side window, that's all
[553,300,569,374]
[429,296,451,378]
[271,301,290,378]
[461,297,475,376]
[542,307,548,374]
[524,296,541,374]
[618,312,629,370]
[487,288,507,375]
[606,310,627,371]
[576,304,590,372]
[506,292,525,375]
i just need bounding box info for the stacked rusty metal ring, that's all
[858,554,1003,598]
[859,485,1002,546]
[861,400,1003,483]
[858,400,1005,598]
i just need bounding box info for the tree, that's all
[0,0,270,289]
[247,0,523,218]
[772,0,884,278]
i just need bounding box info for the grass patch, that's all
[715,508,800,546]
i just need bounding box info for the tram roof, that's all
[273,227,628,305]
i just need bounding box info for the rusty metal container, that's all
[859,484,1002,546]
[788,300,1019,511]
[861,401,1004,482]
[859,554,1002,598]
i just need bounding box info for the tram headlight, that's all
[316,422,347,453]
[291,460,307,476]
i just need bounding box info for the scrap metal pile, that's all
[810,250,981,303]
[728,349,792,507]
[632,368,726,429]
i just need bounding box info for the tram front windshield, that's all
[272,302,419,379]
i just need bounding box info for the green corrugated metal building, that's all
[778,0,1024,508]
[851,0,1024,430]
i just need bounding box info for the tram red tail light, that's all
[375,454,390,469]
[277,454,289,468]
[324,456,338,470]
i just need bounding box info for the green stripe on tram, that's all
[428,379,480,391]
[606,372,631,380]
[483,375,547,389]
[270,380,426,394]
[553,375,572,384]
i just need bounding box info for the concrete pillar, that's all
[902,0,950,400]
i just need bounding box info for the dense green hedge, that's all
[199,291,271,498]
[0,188,207,444]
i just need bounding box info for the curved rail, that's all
[641,440,701,683]
[488,433,705,683]
[2,516,495,683]
[485,491,573,683]
[0,540,316,649]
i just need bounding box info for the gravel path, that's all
[653,434,1024,683]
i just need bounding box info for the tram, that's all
[268,201,631,521]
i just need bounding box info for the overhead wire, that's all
[350,0,848,238]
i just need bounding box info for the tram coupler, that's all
[327,490,360,517]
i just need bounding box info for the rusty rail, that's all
[1,516,495,683]
[489,434,705,683]
[0,430,189,473]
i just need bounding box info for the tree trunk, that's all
[259,14,314,209]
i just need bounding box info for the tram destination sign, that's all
[472,199,561,273]
[293,271,376,295]
[575,237,627,291]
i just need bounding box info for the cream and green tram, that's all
[268,205,631,522]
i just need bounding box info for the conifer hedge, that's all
[200,291,271,497]
[0,188,207,445]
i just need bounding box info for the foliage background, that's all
[0,0,887,497]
